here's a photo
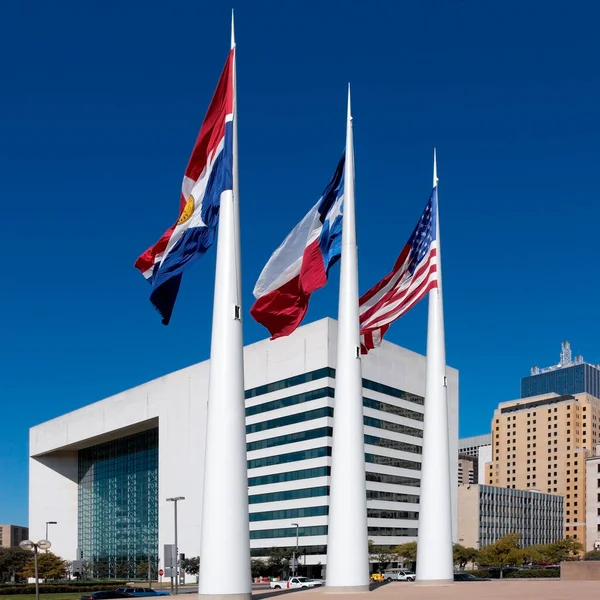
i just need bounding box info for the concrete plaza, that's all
[205,580,598,600]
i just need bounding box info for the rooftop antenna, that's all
[560,341,572,366]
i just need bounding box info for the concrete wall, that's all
[457,485,479,548]
[561,561,600,580]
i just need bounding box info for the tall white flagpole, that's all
[198,12,251,600]
[415,149,453,584]
[325,85,370,593]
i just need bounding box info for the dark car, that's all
[80,592,132,600]
[115,589,170,597]
[453,573,491,582]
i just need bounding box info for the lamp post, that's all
[44,523,57,552]
[166,496,185,595]
[291,523,299,576]
[20,539,52,600]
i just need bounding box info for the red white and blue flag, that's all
[135,49,235,324]
[359,186,439,353]
[251,155,345,339]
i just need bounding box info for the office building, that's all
[522,341,600,399]
[28,318,459,579]
[486,391,600,549]
[585,444,600,552]
[458,456,476,485]
[0,525,29,549]
[459,434,492,484]
[458,484,563,549]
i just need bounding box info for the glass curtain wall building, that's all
[78,429,159,579]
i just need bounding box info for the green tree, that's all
[368,544,396,573]
[136,561,151,580]
[395,542,417,565]
[266,548,293,577]
[453,544,478,570]
[19,551,68,580]
[181,556,200,577]
[544,538,583,563]
[251,559,268,578]
[0,547,32,583]
[521,544,544,565]
[583,550,600,561]
[476,533,523,577]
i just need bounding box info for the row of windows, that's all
[249,466,421,490]
[365,454,421,471]
[246,367,334,399]
[250,506,419,524]
[247,427,332,452]
[246,387,334,417]
[248,429,421,456]
[247,407,333,434]
[248,410,423,438]
[249,505,329,522]
[250,545,327,557]
[248,447,331,470]
[248,466,330,487]
[245,366,425,407]
[250,525,327,540]
[363,397,424,422]
[249,486,330,505]
[364,434,422,455]
[248,447,420,472]
[364,416,423,438]
[367,509,419,520]
[362,379,425,406]
[366,472,420,487]
[248,485,421,506]
[250,525,418,540]
[366,490,420,504]
[247,387,424,423]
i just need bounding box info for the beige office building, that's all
[0,524,29,548]
[485,392,600,549]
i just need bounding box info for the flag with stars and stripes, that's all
[359,186,439,353]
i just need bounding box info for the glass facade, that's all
[477,484,563,548]
[78,429,158,579]
[249,486,330,505]
[521,363,600,399]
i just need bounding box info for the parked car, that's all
[115,588,170,597]
[383,568,416,582]
[370,573,384,582]
[453,573,491,582]
[80,592,132,600]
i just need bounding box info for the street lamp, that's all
[166,497,185,595]
[291,523,299,576]
[45,522,57,552]
[20,539,52,600]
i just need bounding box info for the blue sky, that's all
[1,0,599,526]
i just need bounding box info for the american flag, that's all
[359,187,439,353]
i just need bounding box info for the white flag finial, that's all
[231,9,236,49]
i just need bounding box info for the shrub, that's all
[0,583,130,595]
[504,569,560,578]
